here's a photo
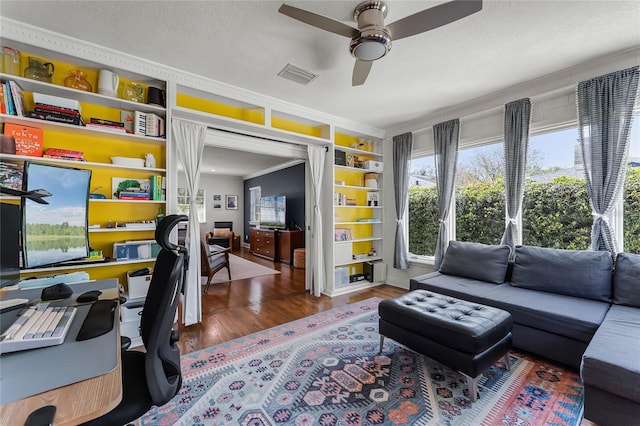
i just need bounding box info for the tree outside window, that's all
[455,143,506,245]
[522,128,591,250]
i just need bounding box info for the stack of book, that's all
[85,118,128,134]
[118,189,150,200]
[43,147,86,161]
[30,93,84,126]
[1,80,27,116]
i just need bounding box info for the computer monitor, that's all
[22,162,92,269]
[0,202,21,288]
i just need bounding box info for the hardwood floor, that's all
[176,246,406,354]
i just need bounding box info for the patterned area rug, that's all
[138,298,583,425]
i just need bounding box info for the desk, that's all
[0,279,122,425]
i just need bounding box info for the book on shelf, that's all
[32,92,81,112]
[149,174,163,200]
[3,123,43,157]
[118,193,150,200]
[89,118,124,127]
[0,84,6,114]
[29,111,84,126]
[85,122,129,133]
[8,81,26,117]
[43,147,85,161]
[4,82,15,115]
[34,103,80,116]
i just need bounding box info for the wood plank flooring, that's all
[176,246,405,354]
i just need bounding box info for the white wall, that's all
[177,172,244,238]
[382,47,640,290]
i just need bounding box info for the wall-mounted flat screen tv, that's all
[22,162,92,269]
[260,195,286,229]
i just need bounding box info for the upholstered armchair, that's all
[205,221,234,248]
[200,239,231,292]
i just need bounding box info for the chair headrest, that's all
[155,214,188,252]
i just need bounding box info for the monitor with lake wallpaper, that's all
[22,162,91,269]
[260,195,286,229]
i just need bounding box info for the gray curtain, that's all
[392,132,412,269]
[577,66,639,254]
[501,98,532,254]
[433,119,460,270]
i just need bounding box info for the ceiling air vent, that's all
[277,63,318,85]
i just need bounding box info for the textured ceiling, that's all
[2,0,639,175]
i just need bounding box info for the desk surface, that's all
[0,279,122,425]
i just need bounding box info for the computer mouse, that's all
[41,283,73,301]
[77,290,102,303]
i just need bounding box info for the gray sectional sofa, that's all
[409,242,640,426]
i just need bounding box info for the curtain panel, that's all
[392,133,412,269]
[433,119,460,270]
[501,98,532,254]
[307,145,326,296]
[172,119,207,326]
[577,66,639,254]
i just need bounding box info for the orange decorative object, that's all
[64,70,93,92]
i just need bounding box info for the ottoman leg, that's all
[379,335,385,354]
[503,353,512,371]
[464,374,480,402]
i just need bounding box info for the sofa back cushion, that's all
[613,252,640,307]
[439,241,511,284]
[510,245,613,302]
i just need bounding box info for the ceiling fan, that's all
[278,0,483,86]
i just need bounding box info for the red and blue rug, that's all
[139,298,583,425]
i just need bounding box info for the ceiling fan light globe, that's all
[350,30,391,61]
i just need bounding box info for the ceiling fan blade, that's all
[352,59,373,86]
[279,4,359,38]
[386,0,483,41]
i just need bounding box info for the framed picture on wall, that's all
[226,195,238,210]
[213,194,222,201]
[213,202,222,210]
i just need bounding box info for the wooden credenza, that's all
[278,230,305,264]
[250,228,277,261]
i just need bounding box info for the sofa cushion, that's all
[581,305,640,403]
[410,272,500,302]
[613,252,640,307]
[484,284,609,343]
[510,245,613,302]
[439,241,511,284]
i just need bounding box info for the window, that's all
[177,188,206,223]
[408,155,438,257]
[522,128,591,250]
[455,143,505,245]
[249,186,261,225]
[624,116,640,253]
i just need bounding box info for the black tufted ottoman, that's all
[378,290,512,401]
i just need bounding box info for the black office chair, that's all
[82,214,188,426]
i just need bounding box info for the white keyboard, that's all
[0,303,77,354]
